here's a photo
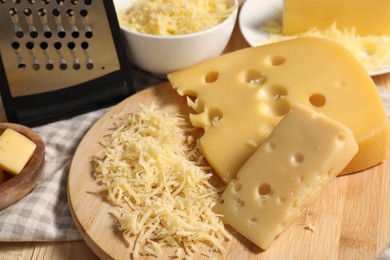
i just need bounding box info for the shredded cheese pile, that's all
[118,0,236,35]
[93,103,229,258]
[259,20,390,73]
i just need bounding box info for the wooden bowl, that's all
[0,123,45,210]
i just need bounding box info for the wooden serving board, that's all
[68,82,390,259]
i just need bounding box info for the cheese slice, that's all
[214,104,359,249]
[168,37,390,183]
[282,0,390,36]
[0,128,36,175]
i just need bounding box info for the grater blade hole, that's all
[15,31,24,38]
[84,0,92,6]
[9,8,17,16]
[80,9,88,17]
[30,31,38,38]
[85,31,93,38]
[13,0,21,4]
[32,63,40,71]
[73,63,81,70]
[67,42,75,50]
[23,8,32,16]
[46,63,54,70]
[40,42,48,50]
[58,31,66,38]
[60,63,67,70]
[71,0,79,5]
[66,9,75,17]
[81,41,89,49]
[28,0,36,4]
[52,8,60,17]
[11,41,20,50]
[42,0,50,4]
[86,62,93,70]
[44,31,52,38]
[26,41,34,50]
[54,42,62,50]
[72,31,80,38]
[18,63,26,70]
[38,8,47,17]
[56,0,65,5]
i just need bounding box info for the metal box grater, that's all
[0,0,134,126]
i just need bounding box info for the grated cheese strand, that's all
[93,103,229,258]
[118,0,237,36]
[259,20,390,73]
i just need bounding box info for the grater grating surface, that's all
[0,0,121,97]
[0,0,134,126]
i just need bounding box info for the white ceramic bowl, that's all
[114,0,238,75]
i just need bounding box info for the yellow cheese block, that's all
[0,128,36,175]
[214,104,359,249]
[283,0,390,36]
[168,37,389,183]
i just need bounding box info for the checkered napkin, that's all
[0,72,389,248]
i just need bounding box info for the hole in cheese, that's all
[205,71,219,83]
[249,216,259,223]
[337,133,346,142]
[291,152,304,164]
[334,80,348,89]
[265,55,286,66]
[235,198,245,207]
[309,93,327,107]
[264,141,276,151]
[208,107,223,126]
[258,182,272,196]
[277,196,286,203]
[259,85,288,100]
[245,69,266,85]
[260,98,291,117]
[233,182,243,192]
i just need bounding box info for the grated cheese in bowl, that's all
[118,0,237,36]
[259,20,390,74]
[92,103,229,258]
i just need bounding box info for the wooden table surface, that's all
[1,4,390,259]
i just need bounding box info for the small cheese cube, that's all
[214,104,359,250]
[283,0,390,36]
[0,128,36,175]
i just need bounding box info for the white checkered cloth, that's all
[0,71,389,259]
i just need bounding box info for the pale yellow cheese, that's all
[168,37,390,183]
[93,104,229,258]
[283,0,390,36]
[214,104,359,249]
[118,0,236,36]
[0,128,36,175]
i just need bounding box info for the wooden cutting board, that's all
[67,82,390,260]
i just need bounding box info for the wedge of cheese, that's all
[168,37,389,183]
[283,0,390,36]
[214,104,359,249]
[0,128,36,175]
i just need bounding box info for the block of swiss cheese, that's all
[167,37,389,183]
[283,0,390,36]
[213,104,359,249]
